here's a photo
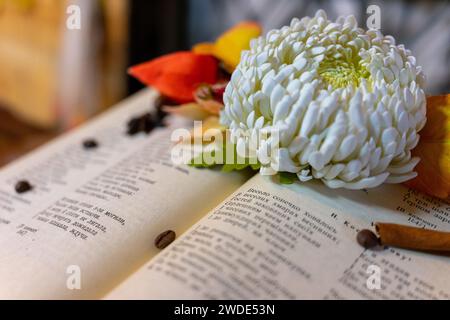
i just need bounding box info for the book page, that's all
[107,174,450,299]
[0,89,249,299]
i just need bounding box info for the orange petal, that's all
[404,94,450,198]
[213,22,262,72]
[128,51,218,103]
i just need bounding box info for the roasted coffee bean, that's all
[143,114,155,133]
[15,180,33,194]
[154,230,176,249]
[126,117,142,135]
[143,122,154,133]
[156,105,168,123]
[126,113,155,135]
[357,229,380,249]
[82,139,98,149]
[126,109,168,136]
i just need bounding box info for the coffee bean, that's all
[154,230,176,249]
[143,114,155,133]
[126,113,153,135]
[126,117,142,135]
[156,105,168,123]
[83,139,98,149]
[126,110,166,136]
[357,229,380,249]
[15,180,33,194]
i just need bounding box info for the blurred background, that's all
[0,0,449,166]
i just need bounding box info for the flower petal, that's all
[128,51,218,103]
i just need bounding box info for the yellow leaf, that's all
[192,22,262,73]
[192,42,215,55]
[214,22,262,72]
[404,94,450,199]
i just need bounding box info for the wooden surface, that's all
[0,107,57,167]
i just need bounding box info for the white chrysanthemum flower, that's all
[221,10,427,189]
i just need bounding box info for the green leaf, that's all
[188,139,260,172]
[279,172,297,184]
[188,140,301,184]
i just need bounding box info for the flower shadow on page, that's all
[268,174,405,215]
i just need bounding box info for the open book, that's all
[0,90,449,299]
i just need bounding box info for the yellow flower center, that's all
[318,58,369,89]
